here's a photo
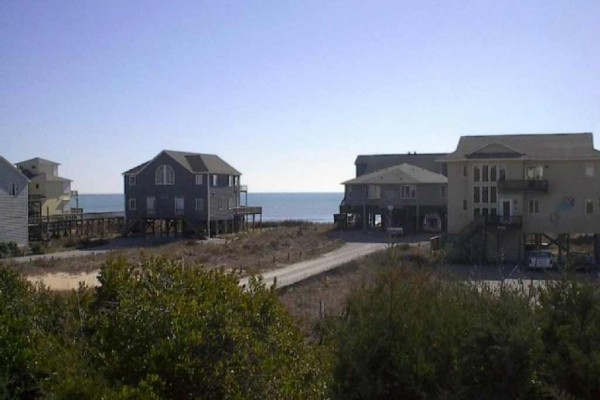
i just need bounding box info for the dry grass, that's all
[279,245,431,334]
[7,224,342,276]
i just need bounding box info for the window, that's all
[490,187,497,204]
[400,185,416,199]
[347,186,352,198]
[195,198,204,211]
[463,165,468,177]
[498,166,506,181]
[528,199,539,214]
[473,186,480,204]
[586,199,594,214]
[234,176,239,186]
[586,163,595,177]
[195,174,203,185]
[482,208,489,216]
[175,197,184,214]
[463,200,467,211]
[490,208,497,216]
[367,185,381,199]
[482,165,489,182]
[526,165,544,180]
[35,184,39,189]
[8,183,19,197]
[490,165,497,181]
[473,166,480,182]
[155,165,175,185]
[219,199,224,210]
[228,176,233,187]
[128,176,136,186]
[482,187,489,204]
[212,174,218,187]
[440,185,447,198]
[146,197,155,214]
[228,198,235,209]
[474,208,481,218]
[128,198,136,210]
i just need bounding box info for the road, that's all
[238,241,389,289]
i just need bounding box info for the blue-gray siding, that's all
[0,164,29,247]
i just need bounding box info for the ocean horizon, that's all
[72,192,343,223]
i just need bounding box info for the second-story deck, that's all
[497,179,548,192]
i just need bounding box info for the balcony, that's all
[233,206,262,215]
[497,179,548,192]
[483,215,522,228]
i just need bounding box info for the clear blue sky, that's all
[2,0,599,193]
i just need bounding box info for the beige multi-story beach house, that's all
[438,132,600,262]
[0,156,29,247]
[338,155,448,233]
[16,157,77,218]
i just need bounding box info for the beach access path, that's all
[23,233,430,291]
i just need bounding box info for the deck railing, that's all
[233,206,262,215]
[497,179,548,192]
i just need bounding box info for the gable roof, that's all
[15,157,60,166]
[355,153,447,176]
[0,156,29,182]
[124,150,241,175]
[343,163,447,185]
[438,133,600,162]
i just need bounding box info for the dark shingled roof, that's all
[124,150,241,175]
[343,163,447,185]
[355,153,447,176]
[438,133,600,162]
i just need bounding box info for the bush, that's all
[0,258,329,399]
[325,250,600,399]
[0,242,19,258]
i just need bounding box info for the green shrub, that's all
[0,242,19,258]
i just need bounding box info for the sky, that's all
[1,0,599,193]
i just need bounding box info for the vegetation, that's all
[320,249,600,400]
[3,244,600,399]
[0,258,327,399]
[0,242,20,258]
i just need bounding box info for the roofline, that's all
[0,156,30,182]
[354,152,449,165]
[439,156,600,163]
[16,157,61,166]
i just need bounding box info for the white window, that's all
[146,196,155,215]
[440,185,446,198]
[526,165,544,180]
[128,198,136,210]
[234,176,239,186]
[212,174,218,187]
[498,166,506,181]
[228,176,233,187]
[195,198,204,211]
[367,185,381,199]
[586,199,594,214]
[586,163,595,177]
[195,174,203,185]
[129,176,136,186]
[400,185,416,199]
[8,183,18,197]
[528,199,539,214]
[490,165,497,181]
[175,197,184,214]
[155,165,175,185]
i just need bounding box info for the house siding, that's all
[0,163,29,247]
[124,152,241,224]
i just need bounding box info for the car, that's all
[386,226,404,238]
[527,250,555,270]
[566,251,594,271]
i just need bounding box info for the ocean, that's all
[72,193,343,223]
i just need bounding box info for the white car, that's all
[527,250,555,270]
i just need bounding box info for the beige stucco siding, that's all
[522,160,600,233]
